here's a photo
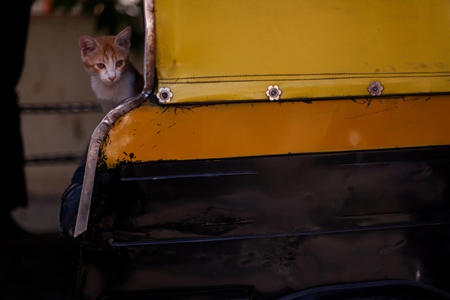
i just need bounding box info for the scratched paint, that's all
[99,95,450,169]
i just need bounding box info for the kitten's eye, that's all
[96,63,106,69]
[116,60,124,68]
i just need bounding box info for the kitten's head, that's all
[78,26,132,85]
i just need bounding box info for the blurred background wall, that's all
[14,1,144,233]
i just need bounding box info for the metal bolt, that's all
[368,81,384,96]
[156,87,173,103]
[266,85,282,101]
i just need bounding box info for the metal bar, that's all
[74,0,155,237]
[20,102,102,114]
[143,0,156,94]
[25,152,84,165]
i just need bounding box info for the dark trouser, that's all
[3,1,33,213]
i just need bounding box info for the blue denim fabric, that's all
[60,155,86,237]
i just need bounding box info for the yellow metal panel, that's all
[153,0,450,103]
[101,95,450,168]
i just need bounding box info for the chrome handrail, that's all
[74,0,156,237]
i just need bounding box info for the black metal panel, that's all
[79,146,450,299]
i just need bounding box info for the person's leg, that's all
[2,1,33,238]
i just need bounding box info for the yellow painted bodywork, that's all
[100,0,450,168]
[101,95,450,168]
[153,0,450,104]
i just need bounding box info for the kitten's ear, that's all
[79,36,99,57]
[115,26,132,51]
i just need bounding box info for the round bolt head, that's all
[157,87,173,103]
[266,85,282,101]
[368,81,384,96]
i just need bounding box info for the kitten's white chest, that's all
[91,71,136,111]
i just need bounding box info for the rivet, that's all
[266,85,282,101]
[156,87,173,103]
[368,81,384,96]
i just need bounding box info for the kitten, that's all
[78,26,144,112]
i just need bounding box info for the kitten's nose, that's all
[108,76,116,82]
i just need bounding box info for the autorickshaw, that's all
[61,0,450,299]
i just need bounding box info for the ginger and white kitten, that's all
[78,26,144,112]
